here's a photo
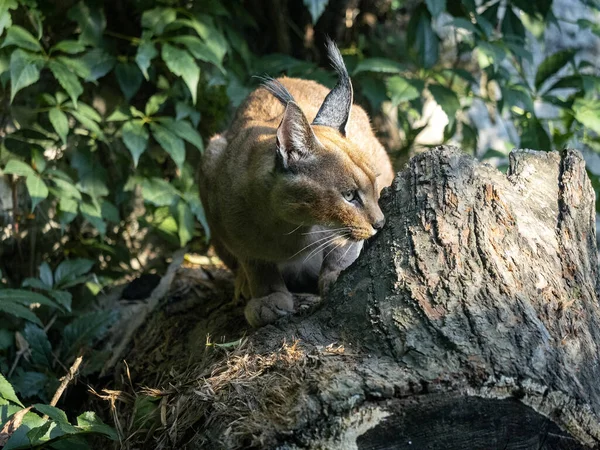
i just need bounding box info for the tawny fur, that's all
[198,76,394,326]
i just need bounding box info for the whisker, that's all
[287,233,339,260]
[283,223,304,235]
[301,227,351,235]
[324,241,344,260]
[338,241,354,263]
[303,237,337,263]
[303,232,351,263]
[303,235,341,263]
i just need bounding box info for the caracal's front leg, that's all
[318,240,363,297]
[242,260,294,327]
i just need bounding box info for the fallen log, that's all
[115,146,600,449]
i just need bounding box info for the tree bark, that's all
[117,146,600,449]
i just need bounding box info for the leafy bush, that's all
[0,373,117,449]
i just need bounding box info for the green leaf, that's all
[81,48,115,81]
[545,74,582,92]
[386,76,421,105]
[150,122,186,169]
[49,108,69,144]
[48,60,83,107]
[573,98,600,135]
[31,148,46,173]
[1,25,42,52]
[0,2,17,37]
[10,371,48,401]
[21,278,50,290]
[176,17,228,63]
[161,44,199,104]
[76,411,118,440]
[39,262,53,288]
[535,49,576,91]
[44,168,73,182]
[450,17,481,35]
[132,395,160,430]
[23,323,53,367]
[303,0,328,24]
[26,421,54,446]
[511,0,552,19]
[52,178,82,200]
[428,84,460,130]
[60,310,116,360]
[0,405,21,430]
[58,197,78,225]
[4,411,47,449]
[501,85,534,113]
[176,199,194,246]
[0,301,42,325]
[184,192,210,240]
[106,106,131,122]
[56,55,91,80]
[169,35,224,70]
[407,5,439,69]
[46,435,89,450]
[71,111,105,140]
[3,159,35,176]
[56,275,89,290]
[0,328,13,351]
[141,7,177,34]
[502,7,525,40]
[0,289,60,309]
[175,102,201,126]
[135,40,157,80]
[352,58,405,75]
[141,177,180,206]
[159,118,203,152]
[100,200,120,223]
[33,404,69,423]
[0,373,24,407]
[122,120,149,167]
[73,155,108,197]
[9,49,44,102]
[145,93,167,116]
[54,259,93,287]
[26,174,48,211]
[425,0,446,17]
[51,40,86,54]
[48,290,72,312]
[520,116,551,151]
[68,1,106,46]
[115,62,143,101]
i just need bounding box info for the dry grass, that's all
[99,339,320,449]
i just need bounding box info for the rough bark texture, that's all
[119,146,600,449]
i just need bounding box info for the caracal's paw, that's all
[244,291,294,327]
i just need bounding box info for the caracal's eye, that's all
[342,189,358,203]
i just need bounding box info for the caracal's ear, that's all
[276,101,319,169]
[312,37,353,136]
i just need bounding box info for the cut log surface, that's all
[121,147,600,449]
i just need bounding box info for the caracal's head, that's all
[265,39,386,242]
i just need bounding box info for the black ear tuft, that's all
[312,37,353,136]
[276,101,318,169]
[257,76,295,106]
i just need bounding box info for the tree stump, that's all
[119,146,600,449]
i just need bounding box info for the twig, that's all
[46,355,83,413]
[44,314,57,333]
[101,248,186,375]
